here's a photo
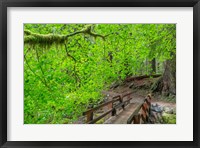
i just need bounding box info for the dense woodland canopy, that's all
[24,24,176,124]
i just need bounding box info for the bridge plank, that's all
[105,103,142,124]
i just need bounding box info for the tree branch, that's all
[24,25,106,45]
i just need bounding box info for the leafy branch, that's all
[24,55,51,91]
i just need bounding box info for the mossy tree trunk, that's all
[151,58,156,74]
[162,55,176,95]
[152,53,176,96]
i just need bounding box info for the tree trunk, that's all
[162,55,176,96]
[151,54,176,96]
[151,58,156,74]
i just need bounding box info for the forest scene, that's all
[24,24,176,124]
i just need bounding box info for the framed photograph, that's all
[0,0,199,148]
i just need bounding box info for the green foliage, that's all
[24,24,176,124]
[162,113,176,124]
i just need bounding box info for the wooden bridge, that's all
[83,92,152,124]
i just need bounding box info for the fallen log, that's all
[125,74,161,82]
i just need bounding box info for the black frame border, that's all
[0,0,199,148]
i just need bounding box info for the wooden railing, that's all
[83,92,133,124]
[127,94,152,124]
[83,93,152,124]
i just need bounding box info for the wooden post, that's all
[86,105,94,123]
[86,112,93,123]
[110,102,116,116]
[120,96,125,110]
[141,102,148,123]
[112,108,116,116]
[133,114,140,124]
[147,95,151,123]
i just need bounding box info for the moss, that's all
[24,30,32,35]
[24,33,67,46]
[96,118,105,124]
[62,118,70,124]
[94,113,105,124]
[24,26,105,47]
[162,113,176,124]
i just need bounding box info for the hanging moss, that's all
[24,30,32,35]
[24,32,67,46]
[24,25,105,47]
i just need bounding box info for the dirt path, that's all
[151,100,176,108]
[104,77,176,108]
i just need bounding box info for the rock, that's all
[149,110,164,124]
[151,104,163,113]
[162,112,176,124]
[173,107,176,115]
[163,106,173,114]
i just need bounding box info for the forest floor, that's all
[103,76,176,104]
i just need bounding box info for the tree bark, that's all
[151,58,156,74]
[151,54,176,96]
[162,55,176,96]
